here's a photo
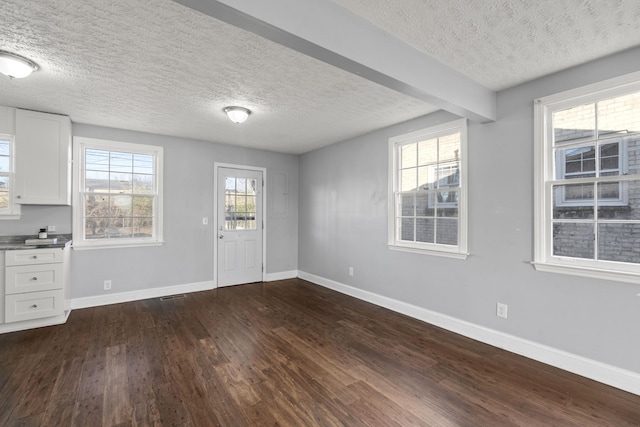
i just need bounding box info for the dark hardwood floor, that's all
[0,278,638,426]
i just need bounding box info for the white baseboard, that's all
[71,280,215,309]
[265,270,298,282]
[298,271,640,396]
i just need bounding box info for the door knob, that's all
[218,234,224,239]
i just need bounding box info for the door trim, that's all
[213,162,267,287]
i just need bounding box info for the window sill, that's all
[72,240,164,251]
[532,261,640,285]
[388,244,468,260]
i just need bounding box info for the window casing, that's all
[534,72,640,283]
[0,134,20,219]
[388,119,468,259]
[73,137,163,249]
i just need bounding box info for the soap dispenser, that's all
[38,228,47,239]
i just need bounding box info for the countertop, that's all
[0,234,72,250]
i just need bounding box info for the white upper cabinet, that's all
[14,109,71,205]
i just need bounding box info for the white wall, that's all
[298,47,640,377]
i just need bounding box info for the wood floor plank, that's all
[0,278,638,426]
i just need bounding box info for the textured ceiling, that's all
[0,0,437,154]
[1,1,640,154]
[332,0,640,91]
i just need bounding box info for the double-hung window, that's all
[0,135,20,219]
[73,137,163,249]
[388,119,468,259]
[534,72,640,283]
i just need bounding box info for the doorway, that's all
[215,165,265,287]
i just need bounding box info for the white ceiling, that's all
[1,1,639,154]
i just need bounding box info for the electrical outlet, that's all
[104,280,112,290]
[47,225,56,232]
[349,267,354,277]
[496,302,508,319]
[202,217,209,225]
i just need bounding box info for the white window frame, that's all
[0,134,20,219]
[72,137,164,250]
[534,71,640,284]
[388,119,468,259]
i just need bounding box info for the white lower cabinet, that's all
[5,289,65,323]
[3,248,69,327]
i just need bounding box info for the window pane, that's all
[416,218,434,243]
[597,181,621,203]
[560,146,596,178]
[401,168,417,191]
[598,223,640,263]
[108,218,133,238]
[417,166,433,190]
[401,143,417,168]
[625,136,640,175]
[85,149,110,171]
[0,140,9,156]
[437,191,458,217]
[111,195,132,216]
[133,196,154,217]
[553,103,595,144]
[110,151,133,173]
[438,133,460,163]
[246,179,257,196]
[597,92,640,138]
[133,217,154,237]
[552,223,594,259]
[225,177,235,191]
[598,181,639,219]
[85,194,109,218]
[553,185,594,219]
[436,218,458,245]
[85,217,109,239]
[85,171,109,191]
[416,193,433,217]
[245,196,256,214]
[133,154,154,174]
[79,141,160,244]
[110,173,132,194]
[400,218,414,241]
[133,174,153,194]
[0,156,8,172]
[0,188,7,209]
[564,183,595,202]
[438,163,460,188]
[399,194,414,216]
[417,138,437,166]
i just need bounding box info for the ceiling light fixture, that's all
[224,106,251,124]
[0,51,39,79]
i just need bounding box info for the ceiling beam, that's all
[171,0,496,122]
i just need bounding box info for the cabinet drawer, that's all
[5,264,64,294]
[5,289,64,323]
[5,248,64,266]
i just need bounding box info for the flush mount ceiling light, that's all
[0,50,39,79]
[224,106,251,124]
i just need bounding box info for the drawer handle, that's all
[32,277,38,281]
[32,256,38,259]
[31,304,38,308]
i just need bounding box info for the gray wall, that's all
[2,124,298,299]
[298,47,640,374]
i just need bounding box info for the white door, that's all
[216,167,263,287]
